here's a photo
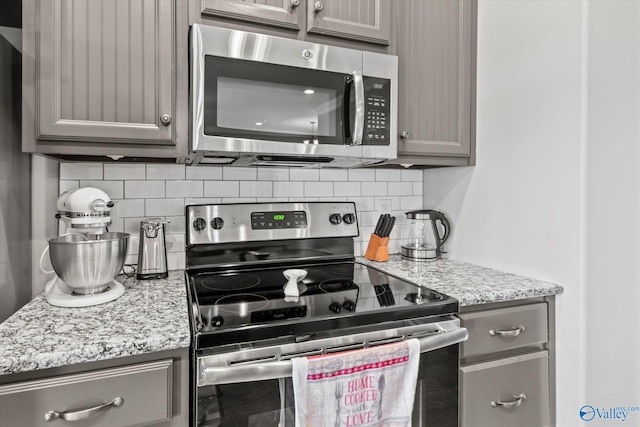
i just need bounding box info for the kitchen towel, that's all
[292,339,420,427]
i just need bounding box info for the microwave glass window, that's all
[217,77,337,138]
[204,56,348,145]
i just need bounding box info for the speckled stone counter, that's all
[0,270,190,376]
[358,255,563,306]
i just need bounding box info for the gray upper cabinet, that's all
[23,0,189,161]
[383,0,477,167]
[193,0,391,47]
[200,0,301,31]
[306,0,391,45]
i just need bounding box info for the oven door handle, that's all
[198,325,468,386]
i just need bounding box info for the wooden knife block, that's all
[364,234,389,262]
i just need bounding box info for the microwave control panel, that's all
[363,77,391,145]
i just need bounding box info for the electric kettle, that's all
[137,218,169,280]
[401,210,451,261]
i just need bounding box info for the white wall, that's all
[423,1,587,425]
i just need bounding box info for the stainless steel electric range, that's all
[185,202,467,427]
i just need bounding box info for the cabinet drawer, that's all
[0,359,172,427]
[460,350,550,427]
[459,302,548,358]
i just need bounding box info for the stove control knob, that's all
[329,302,342,314]
[211,217,225,230]
[193,217,207,231]
[211,316,224,327]
[329,213,342,225]
[342,213,355,225]
[342,300,356,312]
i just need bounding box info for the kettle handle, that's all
[432,211,451,246]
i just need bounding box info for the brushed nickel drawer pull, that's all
[44,397,124,422]
[491,393,526,408]
[489,325,525,337]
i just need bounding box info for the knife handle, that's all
[364,234,390,262]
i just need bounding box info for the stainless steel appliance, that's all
[137,218,169,280]
[401,210,451,261]
[185,202,467,427]
[189,24,398,168]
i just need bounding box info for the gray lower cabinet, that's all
[194,0,391,46]
[459,299,554,427]
[0,349,189,427]
[22,0,189,161]
[381,0,477,167]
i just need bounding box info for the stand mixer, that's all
[41,187,129,307]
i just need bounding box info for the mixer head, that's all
[56,187,114,232]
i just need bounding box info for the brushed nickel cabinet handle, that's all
[290,0,300,7]
[489,325,525,337]
[314,2,324,12]
[491,393,526,408]
[400,131,410,139]
[160,114,172,126]
[44,397,124,422]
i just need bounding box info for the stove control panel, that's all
[186,202,359,245]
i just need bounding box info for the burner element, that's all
[201,273,261,291]
[214,293,269,313]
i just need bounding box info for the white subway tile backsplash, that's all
[348,169,375,182]
[223,166,257,180]
[80,180,124,199]
[257,167,289,181]
[274,182,304,198]
[146,164,185,180]
[186,166,223,180]
[104,164,146,180]
[204,181,240,198]
[125,180,165,199]
[61,163,423,265]
[60,162,103,180]
[240,181,273,198]
[145,198,185,217]
[166,180,204,198]
[400,196,422,211]
[320,169,347,181]
[59,180,79,194]
[114,199,145,218]
[362,181,388,196]
[166,216,186,235]
[375,169,401,182]
[290,168,320,182]
[305,181,333,197]
[388,181,413,196]
[401,169,423,182]
[333,182,361,197]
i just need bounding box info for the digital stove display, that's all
[251,210,307,230]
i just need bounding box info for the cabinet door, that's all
[460,351,550,427]
[36,0,174,145]
[395,0,476,159]
[306,0,391,45]
[200,0,301,30]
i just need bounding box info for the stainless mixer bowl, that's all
[48,232,129,294]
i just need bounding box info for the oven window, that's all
[198,379,295,427]
[204,56,348,145]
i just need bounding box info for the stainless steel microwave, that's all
[188,24,398,168]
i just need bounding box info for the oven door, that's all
[195,317,467,427]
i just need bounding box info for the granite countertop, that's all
[357,255,563,306]
[0,270,190,376]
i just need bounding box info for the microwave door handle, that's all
[352,71,365,145]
